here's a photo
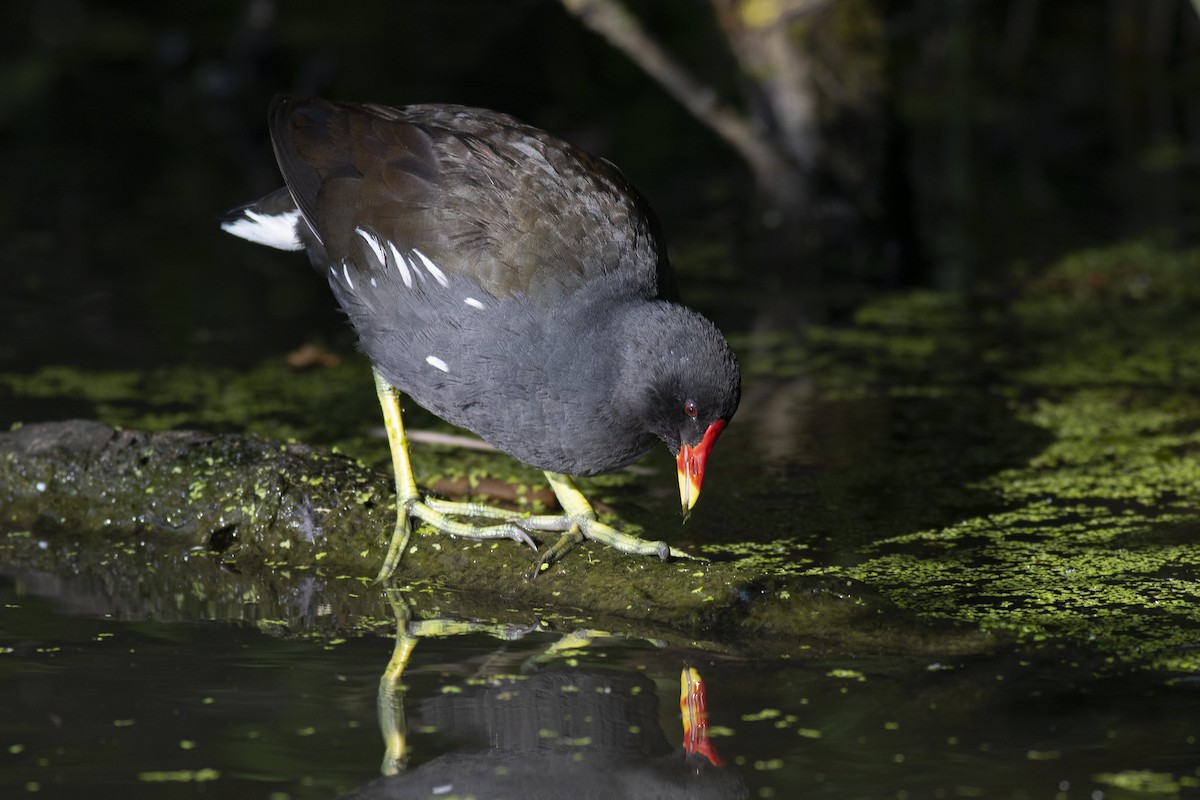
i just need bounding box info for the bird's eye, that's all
[684,400,698,418]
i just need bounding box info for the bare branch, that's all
[560,0,803,205]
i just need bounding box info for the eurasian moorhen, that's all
[223,96,740,579]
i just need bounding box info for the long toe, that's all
[533,524,586,577]
[577,517,674,560]
[409,501,539,549]
[374,502,415,583]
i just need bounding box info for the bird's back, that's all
[268,96,678,305]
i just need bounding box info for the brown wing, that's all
[267,96,677,303]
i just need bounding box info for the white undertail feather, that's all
[221,209,304,251]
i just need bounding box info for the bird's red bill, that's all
[680,667,725,767]
[677,419,726,514]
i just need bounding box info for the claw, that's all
[510,528,538,550]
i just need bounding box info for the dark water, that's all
[3,572,1199,800]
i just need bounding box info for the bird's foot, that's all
[526,515,691,578]
[374,496,538,583]
[422,496,683,570]
[375,501,414,584]
[374,476,692,583]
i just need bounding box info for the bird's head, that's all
[665,362,739,517]
[628,303,740,516]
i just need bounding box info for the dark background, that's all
[3,0,1198,370]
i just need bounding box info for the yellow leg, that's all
[374,370,418,582]
[369,369,690,580]
[373,369,536,582]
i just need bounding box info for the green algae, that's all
[1094,769,1196,796]
[821,240,1200,675]
[0,356,562,510]
[710,239,1200,674]
[1,420,935,656]
[1011,241,1200,388]
[0,359,379,454]
[5,238,1200,674]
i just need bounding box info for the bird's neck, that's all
[604,300,688,420]
[542,296,675,422]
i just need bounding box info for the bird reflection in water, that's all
[347,591,747,800]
